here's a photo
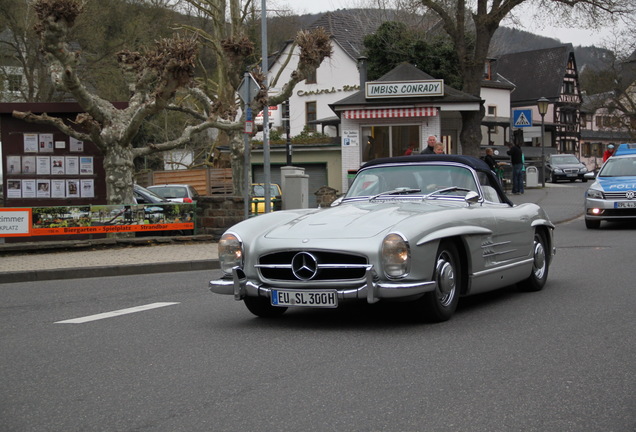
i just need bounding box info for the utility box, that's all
[526,166,539,188]
[283,173,309,210]
[280,166,305,196]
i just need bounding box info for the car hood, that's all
[264,200,451,240]
[594,177,636,191]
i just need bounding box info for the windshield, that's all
[345,164,479,199]
[551,155,580,165]
[149,186,187,198]
[252,184,280,197]
[599,157,636,177]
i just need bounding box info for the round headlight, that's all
[218,233,243,274]
[382,233,410,278]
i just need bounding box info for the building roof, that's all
[580,129,632,141]
[307,9,397,61]
[495,44,575,105]
[330,62,481,111]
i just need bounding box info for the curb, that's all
[1,259,219,284]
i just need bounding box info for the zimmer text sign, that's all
[365,80,444,99]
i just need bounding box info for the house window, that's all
[561,110,575,124]
[305,101,317,132]
[582,141,590,157]
[487,106,497,116]
[7,74,21,92]
[563,139,575,153]
[305,69,316,84]
[563,81,575,94]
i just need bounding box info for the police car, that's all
[584,153,636,229]
[613,143,636,156]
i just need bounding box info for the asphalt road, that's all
[1,216,635,432]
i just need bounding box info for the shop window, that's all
[361,125,420,162]
[305,101,316,132]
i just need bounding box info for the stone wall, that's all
[196,196,245,240]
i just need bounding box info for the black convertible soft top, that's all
[360,154,513,206]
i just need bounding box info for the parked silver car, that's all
[209,155,555,322]
[147,184,199,203]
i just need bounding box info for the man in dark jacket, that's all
[420,135,437,154]
[506,142,524,194]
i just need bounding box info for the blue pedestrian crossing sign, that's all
[513,109,533,128]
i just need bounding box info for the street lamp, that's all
[537,97,549,187]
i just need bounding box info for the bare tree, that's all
[12,0,331,204]
[412,0,635,156]
[180,0,332,194]
[0,0,55,101]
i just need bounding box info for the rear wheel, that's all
[415,241,461,322]
[585,218,601,229]
[518,231,549,292]
[244,296,287,318]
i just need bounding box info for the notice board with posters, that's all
[0,102,113,241]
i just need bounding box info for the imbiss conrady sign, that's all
[365,80,444,99]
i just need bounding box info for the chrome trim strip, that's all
[471,258,533,277]
[255,263,370,269]
[209,266,436,304]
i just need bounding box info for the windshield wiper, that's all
[370,187,421,200]
[426,186,472,198]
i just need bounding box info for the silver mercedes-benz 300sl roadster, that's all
[209,154,555,322]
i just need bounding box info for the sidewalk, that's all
[0,182,586,284]
[0,237,219,284]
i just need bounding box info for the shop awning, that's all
[343,107,438,119]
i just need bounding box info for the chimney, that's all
[357,56,368,87]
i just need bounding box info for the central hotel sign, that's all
[365,79,444,99]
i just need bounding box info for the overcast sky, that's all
[278,0,621,48]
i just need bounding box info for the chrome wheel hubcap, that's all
[436,253,456,307]
[533,239,546,280]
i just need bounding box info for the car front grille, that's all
[563,169,578,174]
[257,251,369,282]
[604,191,636,199]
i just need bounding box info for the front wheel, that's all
[415,241,461,322]
[244,296,287,318]
[518,231,549,292]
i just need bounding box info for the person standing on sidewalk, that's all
[420,135,437,154]
[507,141,524,194]
[603,144,615,162]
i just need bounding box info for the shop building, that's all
[329,62,481,192]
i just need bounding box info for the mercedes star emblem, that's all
[291,252,319,280]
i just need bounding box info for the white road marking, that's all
[55,302,180,324]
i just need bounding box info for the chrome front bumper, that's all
[209,267,436,304]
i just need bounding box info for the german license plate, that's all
[271,289,338,308]
[616,201,636,208]
[566,173,576,177]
